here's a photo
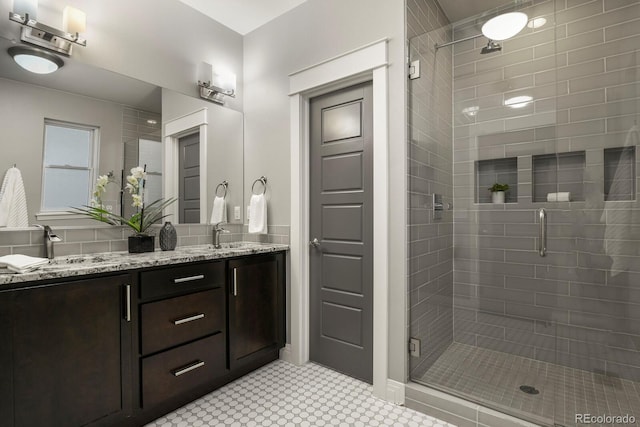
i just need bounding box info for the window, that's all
[41,120,99,212]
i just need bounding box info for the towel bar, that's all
[215,181,228,198]
[251,176,267,195]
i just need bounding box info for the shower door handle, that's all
[538,208,547,257]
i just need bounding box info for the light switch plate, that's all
[234,206,241,220]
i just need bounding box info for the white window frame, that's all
[37,119,100,219]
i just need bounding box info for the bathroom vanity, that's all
[0,244,287,427]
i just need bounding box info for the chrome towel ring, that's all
[215,181,228,198]
[251,176,267,195]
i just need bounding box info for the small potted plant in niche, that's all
[489,183,509,204]
[74,166,176,253]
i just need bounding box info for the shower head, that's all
[481,40,502,54]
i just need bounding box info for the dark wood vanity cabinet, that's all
[0,274,133,427]
[228,253,286,370]
[138,261,228,411]
[0,250,286,427]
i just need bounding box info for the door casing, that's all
[288,39,391,401]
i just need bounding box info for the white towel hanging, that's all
[248,194,267,234]
[0,167,29,227]
[210,196,227,224]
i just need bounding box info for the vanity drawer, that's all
[140,261,225,300]
[141,333,225,408]
[141,288,224,355]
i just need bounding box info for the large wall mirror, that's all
[0,36,244,228]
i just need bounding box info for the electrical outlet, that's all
[234,206,241,220]
[105,205,113,212]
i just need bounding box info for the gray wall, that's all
[451,0,640,381]
[0,0,244,112]
[407,0,453,379]
[243,0,407,380]
[0,77,124,226]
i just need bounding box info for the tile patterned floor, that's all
[146,360,456,427]
[417,342,640,427]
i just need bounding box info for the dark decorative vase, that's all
[159,221,177,251]
[128,234,155,253]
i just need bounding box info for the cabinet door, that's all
[228,254,284,369]
[9,275,132,427]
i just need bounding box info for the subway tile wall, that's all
[0,223,289,258]
[407,0,454,379]
[451,0,640,382]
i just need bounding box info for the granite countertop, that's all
[0,242,289,286]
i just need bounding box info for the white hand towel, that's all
[0,254,49,273]
[248,194,267,234]
[210,196,227,224]
[0,167,29,227]
[546,192,571,202]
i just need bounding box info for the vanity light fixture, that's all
[8,2,87,57]
[197,62,236,105]
[481,12,528,41]
[8,46,64,74]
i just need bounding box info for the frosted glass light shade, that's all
[63,6,86,34]
[9,46,63,74]
[482,12,528,41]
[13,0,38,18]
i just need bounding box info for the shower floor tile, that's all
[416,342,640,427]
[146,359,456,427]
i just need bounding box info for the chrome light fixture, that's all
[481,12,528,41]
[8,46,64,74]
[198,62,236,105]
[8,1,87,57]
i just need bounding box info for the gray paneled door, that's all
[309,82,373,383]
[178,133,200,223]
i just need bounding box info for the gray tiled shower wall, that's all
[407,0,454,379]
[452,0,640,382]
[0,224,290,258]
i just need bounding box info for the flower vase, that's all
[128,234,155,253]
[491,191,505,204]
[159,222,177,251]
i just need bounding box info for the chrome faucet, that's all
[212,222,230,249]
[35,224,63,259]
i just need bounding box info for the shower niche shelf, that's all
[475,157,518,204]
[533,151,586,202]
[604,146,636,201]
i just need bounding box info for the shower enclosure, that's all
[408,0,640,425]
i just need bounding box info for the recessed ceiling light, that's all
[8,46,64,74]
[462,106,479,117]
[527,17,547,29]
[504,95,533,109]
[146,119,158,125]
[482,12,528,41]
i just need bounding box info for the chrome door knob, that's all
[309,238,320,248]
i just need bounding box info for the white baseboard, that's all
[386,379,405,405]
[279,343,293,364]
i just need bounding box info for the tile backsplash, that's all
[0,223,289,258]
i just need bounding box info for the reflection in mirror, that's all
[0,36,244,229]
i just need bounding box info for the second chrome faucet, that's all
[212,222,230,249]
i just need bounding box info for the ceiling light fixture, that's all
[482,12,528,41]
[527,16,547,29]
[504,95,533,109]
[8,46,64,74]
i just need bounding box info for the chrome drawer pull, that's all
[173,274,205,284]
[172,360,205,377]
[125,284,131,322]
[173,313,205,325]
